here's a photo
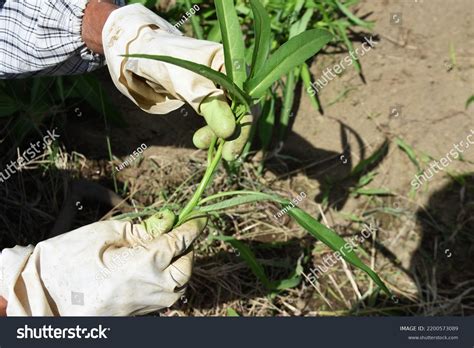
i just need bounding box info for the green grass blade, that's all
[351,140,389,176]
[465,95,474,109]
[335,0,373,29]
[213,234,301,291]
[286,207,391,295]
[184,0,204,39]
[258,97,275,150]
[207,21,222,42]
[215,0,247,88]
[278,69,296,142]
[245,29,334,99]
[289,8,314,38]
[124,54,252,107]
[336,22,361,73]
[226,307,240,316]
[197,192,279,212]
[214,235,273,289]
[249,0,271,78]
[300,62,321,111]
[352,188,393,196]
[196,191,390,295]
[272,276,302,291]
[395,137,421,171]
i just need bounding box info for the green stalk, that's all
[184,0,204,39]
[177,106,248,225]
[207,136,217,166]
[278,69,295,142]
[177,142,224,224]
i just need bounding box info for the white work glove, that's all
[103,4,236,140]
[0,216,207,316]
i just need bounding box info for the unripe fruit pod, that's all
[222,114,253,162]
[142,208,176,237]
[193,125,215,149]
[200,97,236,139]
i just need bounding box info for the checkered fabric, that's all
[0,0,125,79]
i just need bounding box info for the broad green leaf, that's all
[124,54,252,107]
[286,206,391,295]
[249,0,271,78]
[245,29,334,98]
[215,0,247,88]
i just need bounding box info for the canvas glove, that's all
[0,216,207,316]
[103,4,236,139]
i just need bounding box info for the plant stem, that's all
[177,142,224,224]
[177,105,249,225]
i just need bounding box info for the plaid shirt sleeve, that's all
[0,0,125,79]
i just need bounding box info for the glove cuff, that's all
[0,245,34,301]
[102,3,182,52]
[102,3,226,115]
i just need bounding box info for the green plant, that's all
[126,0,389,296]
[155,0,372,169]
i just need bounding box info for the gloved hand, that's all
[102,4,236,140]
[0,215,207,316]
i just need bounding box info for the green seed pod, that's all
[200,97,236,139]
[222,114,253,162]
[142,208,176,237]
[193,125,215,149]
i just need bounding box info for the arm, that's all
[0,0,123,78]
[82,0,120,54]
[0,296,6,317]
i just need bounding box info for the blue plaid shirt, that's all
[0,0,124,79]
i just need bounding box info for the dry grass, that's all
[1,138,472,316]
